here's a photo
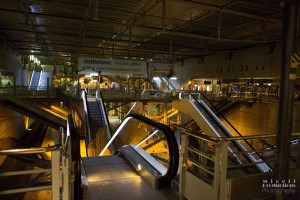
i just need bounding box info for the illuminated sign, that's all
[78,57,146,76]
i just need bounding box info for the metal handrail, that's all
[0,145,60,155]
[96,89,111,129]
[0,117,78,199]
[82,90,92,145]
[221,132,300,141]
[186,93,272,172]
[175,124,300,143]
[173,125,218,144]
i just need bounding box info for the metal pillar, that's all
[275,1,299,199]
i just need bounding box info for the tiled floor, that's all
[82,156,178,200]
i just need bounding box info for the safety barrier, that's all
[0,116,80,200]
[176,125,300,200]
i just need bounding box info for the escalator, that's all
[151,77,176,92]
[29,70,41,90]
[29,70,53,91]
[86,98,104,135]
[82,90,111,155]
[81,114,179,199]
[161,77,176,91]
[174,92,271,173]
[214,99,240,114]
[37,71,52,90]
[0,96,66,129]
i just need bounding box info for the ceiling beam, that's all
[14,39,204,56]
[168,0,281,23]
[28,0,187,23]
[112,0,162,40]
[0,7,162,32]
[160,31,280,43]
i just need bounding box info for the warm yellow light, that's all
[137,164,142,171]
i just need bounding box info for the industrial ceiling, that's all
[0,0,283,66]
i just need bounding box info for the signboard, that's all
[78,57,147,77]
[0,71,14,76]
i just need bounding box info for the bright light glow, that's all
[256,83,259,86]
[267,83,272,86]
[90,72,99,76]
[170,77,177,80]
[84,75,92,78]
[99,117,133,156]
[135,130,159,148]
[137,164,142,171]
[206,85,210,91]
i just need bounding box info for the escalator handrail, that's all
[192,93,272,167]
[82,90,92,145]
[100,113,179,187]
[198,93,244,137]
[188,93,272,172]
[96,89,111,130]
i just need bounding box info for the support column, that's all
[275,2,299,199]
[177,110,181,125]
[164,102,168,124]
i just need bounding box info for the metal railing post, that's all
[62,139,72,200]
[179,133,189,199]
[214,140,228,200]
[51,149,61,200]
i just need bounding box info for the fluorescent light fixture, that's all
[170,77,177,80]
